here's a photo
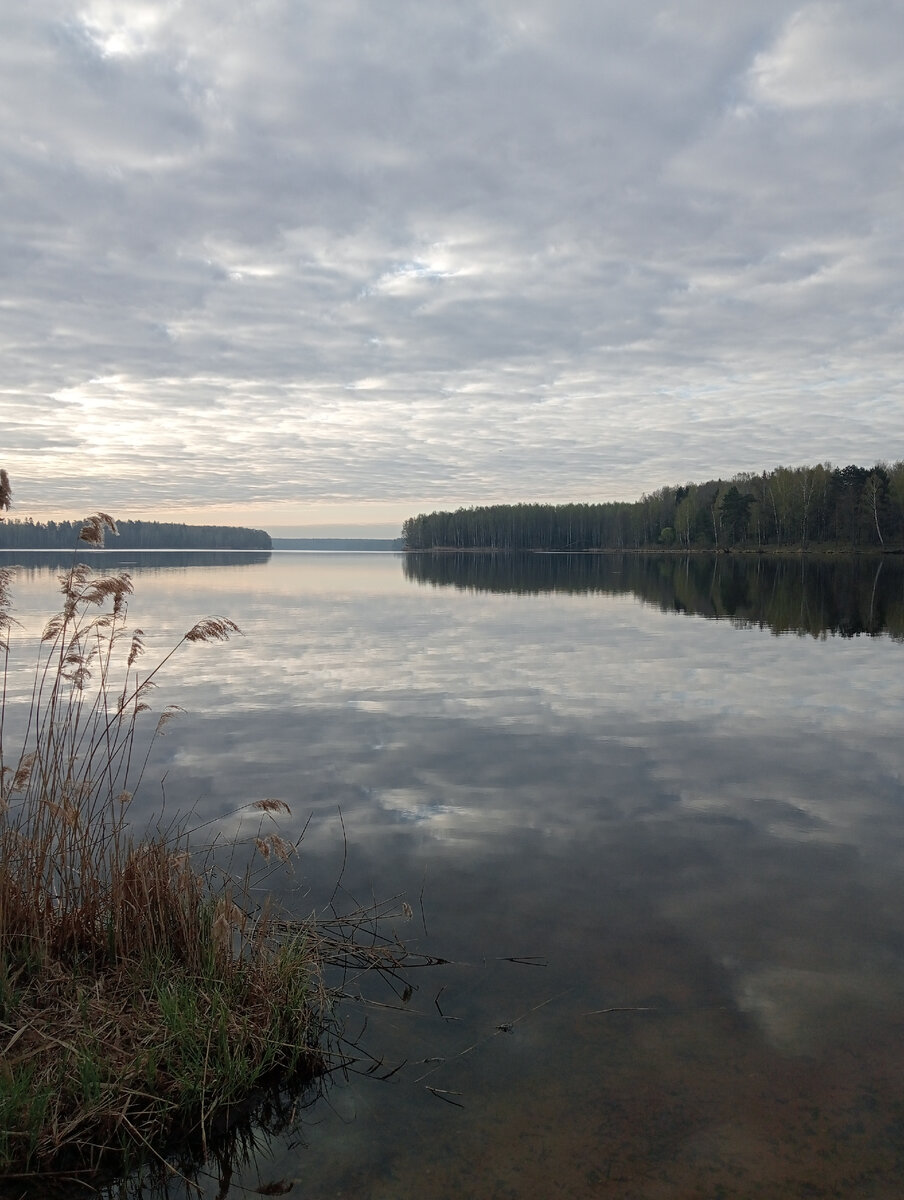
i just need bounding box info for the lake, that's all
[4,550,904,1198]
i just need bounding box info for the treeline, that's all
[0,519,271,550]
[402,462,904,551]
[404,551,904,640]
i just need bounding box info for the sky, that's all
[1,0,902,537]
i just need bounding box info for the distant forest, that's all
[0,519,271,550]
[402,462,904,552]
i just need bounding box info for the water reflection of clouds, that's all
[5,555,904,1065]
[737,967,891,1055]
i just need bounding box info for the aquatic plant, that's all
[0,512,416,1181]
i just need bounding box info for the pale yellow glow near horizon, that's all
[15,487,647,536]
[148,500,417,531]
[13,488,648,535]
[14,499,419,537]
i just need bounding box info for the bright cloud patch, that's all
[78,0,177,58]
[749,2,904,108]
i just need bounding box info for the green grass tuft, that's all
[0,527,418,1181]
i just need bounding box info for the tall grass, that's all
[0,515,408,1179]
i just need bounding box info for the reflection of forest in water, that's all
[404,551,904,639]
[0,549,272,576]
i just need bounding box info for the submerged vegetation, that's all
[0,510,417,1182]
[402,461,904,551]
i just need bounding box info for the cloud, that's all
[748,1,904,109]
[1,1,902,522]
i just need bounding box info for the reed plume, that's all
[0,523,320,1176]
[0,505,423,1182]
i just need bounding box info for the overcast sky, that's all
[2,0,902,535]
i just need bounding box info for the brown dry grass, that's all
[0,518,417,1181]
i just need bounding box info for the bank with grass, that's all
[0,514,413,1181]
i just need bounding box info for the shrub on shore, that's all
[0,514,394,1180]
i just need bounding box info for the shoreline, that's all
[402,544,904,557]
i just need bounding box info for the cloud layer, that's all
[2,1,902,525]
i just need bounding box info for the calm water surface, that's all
[4,551,904,1199]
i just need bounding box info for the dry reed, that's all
[0,516,420,1182]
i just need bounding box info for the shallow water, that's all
[4,550,904,1198]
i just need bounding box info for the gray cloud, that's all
[2,0,902,523]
